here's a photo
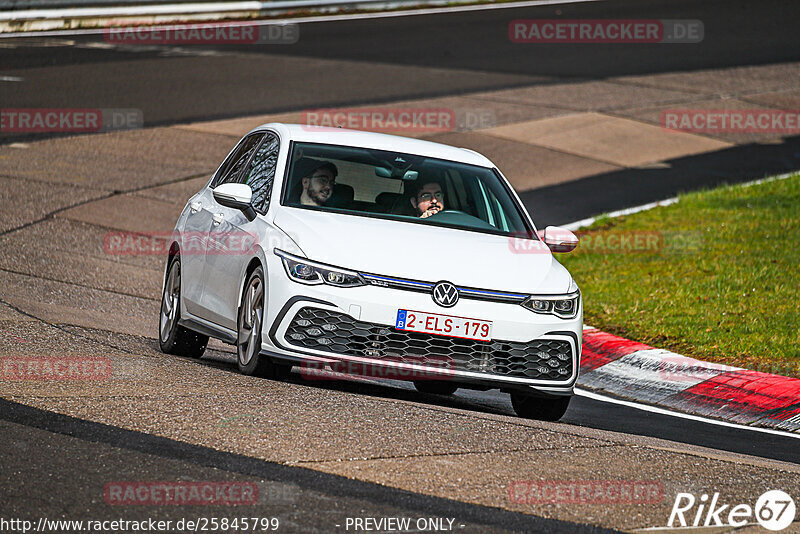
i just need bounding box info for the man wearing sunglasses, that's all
[410,180,446,218]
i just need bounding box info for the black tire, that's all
[236,266,290,380]
[510,393,571,421]
[159,255,208,358]
[413,380,459,395]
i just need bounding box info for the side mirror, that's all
[541,226,579,253]
[213,183,256,221]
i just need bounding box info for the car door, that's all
[178,136,257,317]
[200,132,279,330]
[178,187,215,317]
[186,132,264,322]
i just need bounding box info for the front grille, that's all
[284,307,573,381]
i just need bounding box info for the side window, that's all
[243,133,280,213]
[213,133,264,187]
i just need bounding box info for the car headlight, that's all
[274,249,365,287]
[521,291,580,319]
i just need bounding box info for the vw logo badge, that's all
[432,281,459,308]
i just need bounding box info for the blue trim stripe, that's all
[458,287,527,299]
[360,273,526,300]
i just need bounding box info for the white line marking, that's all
[267,0,605,24]
[3,1,262,20]
[0,75,24,82]
[0,0,604,38]
[563,171,797,231]
[563,198,678,231]
[575,388,800,439]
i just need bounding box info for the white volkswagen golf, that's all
[159,123,582,421]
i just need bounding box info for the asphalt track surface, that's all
[4,0,800,122]
[2,0,800,531]
[3,0,800,226]
[0,399,613,534]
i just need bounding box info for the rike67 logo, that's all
[668,490,796,531]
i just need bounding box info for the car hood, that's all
[273,208,572,294]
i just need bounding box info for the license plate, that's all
[395,309,493,342]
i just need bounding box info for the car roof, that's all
[254,123,496,168]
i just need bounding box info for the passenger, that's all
[410,180,445,218]
[300,161,338,207]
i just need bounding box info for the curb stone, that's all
[577,328,800,433]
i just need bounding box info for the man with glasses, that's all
[410,180,446,218]
[300,161,338,207]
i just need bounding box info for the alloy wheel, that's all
[238,276,264,367]
[160,261,180,343]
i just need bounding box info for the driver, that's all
[299,161,338,207]
[410,180,445,218]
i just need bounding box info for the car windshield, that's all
[282,142,535,238]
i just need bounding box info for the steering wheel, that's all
[425,209,498,231]
[426,209,469,218]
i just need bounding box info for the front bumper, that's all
[262,263,582,395]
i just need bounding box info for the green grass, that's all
[557,173,800,377]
